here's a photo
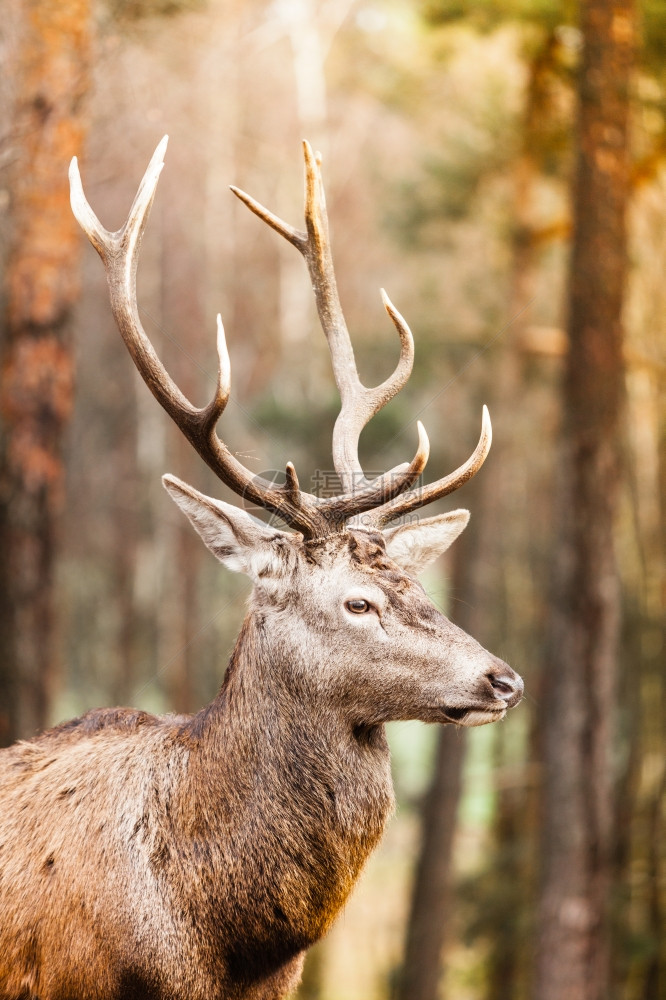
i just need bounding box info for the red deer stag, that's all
[0,138,522,1000]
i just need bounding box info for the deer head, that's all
[163,479,519,728]
[69,137,522,730]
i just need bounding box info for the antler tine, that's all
[231,141,423,501]
[366,406,493,529]
[229,185,306,251]
[70,138,338,538]
[70,137,196,426]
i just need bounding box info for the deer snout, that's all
[485,659,524,708]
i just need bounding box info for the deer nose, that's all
[486,660,524,707]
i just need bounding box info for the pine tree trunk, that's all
[396,515,495,1000]
[0,0,90,743]
[534,2,634,998]
[396,725,467,1000]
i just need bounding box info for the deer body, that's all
[0,141,523,999]
[0,629,386,1000]
[0,528,516,999]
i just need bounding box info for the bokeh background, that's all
[0,2,663,998]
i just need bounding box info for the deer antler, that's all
[69,137,432,538]
[231,142,428,495]
[364,404,492,528]
[231,141,491,527]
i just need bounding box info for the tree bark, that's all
[395,514,494,1000]
[395,725,466,1000]
[534,2,635,999]
[0,0,91,744]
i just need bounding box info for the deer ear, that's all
[383,510,469,577]
[163,474,291,579]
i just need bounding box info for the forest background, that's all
[0,1,663,999]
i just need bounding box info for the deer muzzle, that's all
[485,658,524,709]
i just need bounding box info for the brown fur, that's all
[0,525,522,1000]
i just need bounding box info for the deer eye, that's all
[345,599,372,614]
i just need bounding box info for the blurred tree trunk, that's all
[395,521,489,1000]
[0,0,91,744]
[485,29,565,1000]
[534,2,635,999]
[395,724,466,1000]
[615,365,665,997]
[396,26,565,996]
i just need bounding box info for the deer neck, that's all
[183,612,394,947]
[192,612,395,836]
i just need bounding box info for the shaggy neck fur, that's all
[172,612,394,988]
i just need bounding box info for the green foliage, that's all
[642,0,666,76]
[423,0,575,35]
[389,117,518,239]
[426,0,666,84]
[251,391,422,485]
